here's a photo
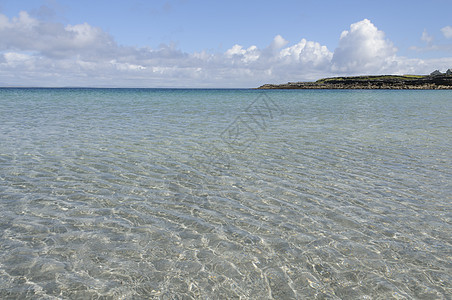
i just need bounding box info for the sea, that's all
[0,88,451,299]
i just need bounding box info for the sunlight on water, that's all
[0,88,451,299]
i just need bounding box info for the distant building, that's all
[430,70,443,76]
[446,69,452,76]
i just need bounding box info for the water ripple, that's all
[0,88,451,299]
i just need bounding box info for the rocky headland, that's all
[258,74,452,89]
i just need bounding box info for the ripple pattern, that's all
[0,88,451,299]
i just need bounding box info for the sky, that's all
[0,0,452,87]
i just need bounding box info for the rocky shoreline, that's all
[257,74,452,89]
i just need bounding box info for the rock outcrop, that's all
[258,75,452,89]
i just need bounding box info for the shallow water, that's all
[0,88,451,299]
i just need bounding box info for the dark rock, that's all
[257,75,452,89]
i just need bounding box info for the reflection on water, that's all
[0,88,451,299]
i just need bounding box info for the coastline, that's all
[257,74,452,89]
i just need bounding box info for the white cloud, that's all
[441,26,452,39]
[0,12,451,87]
[421,29,434,44]
[225,44,260,63]
[110,60,146,71]
[3,52,34,68]
[0,11,115,59]
[280,39,332,66]
[270,35,289,50]
[410,27,452,53]
[332,19,397,73]
[225,44,246,56]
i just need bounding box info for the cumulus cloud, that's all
[225,44,260,63]
[269,35,289,51]
[332,19,398,73]
[0,11,336,86]
[441,26,452,39]
[0,12,451,87]
[280,39,332,66]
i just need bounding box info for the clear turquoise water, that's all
[0,88,451,299]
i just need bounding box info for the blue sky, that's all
[1,0,451,87]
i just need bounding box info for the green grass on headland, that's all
[316,75,427,83]
[257,73,452,89]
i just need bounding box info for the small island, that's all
[258,69,452,89]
